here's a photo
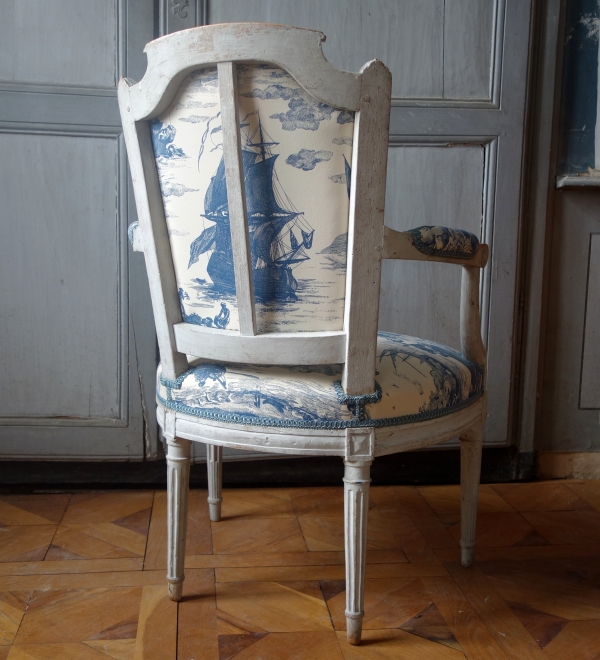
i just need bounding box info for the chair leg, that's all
[460,425,484,568]
[207,444,223,522]
[166,436,191,601]
[344,460,371,645]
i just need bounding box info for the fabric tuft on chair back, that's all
[150,64,354,334]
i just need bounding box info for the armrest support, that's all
[382,225,489,268]
[460,265,486,370]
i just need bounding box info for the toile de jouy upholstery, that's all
[157,333,484,428]
[150,64,353,333]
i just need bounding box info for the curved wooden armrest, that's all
[382,226,489,268]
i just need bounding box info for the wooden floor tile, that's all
[422,576,507,660]
[446,563,549,659]
[133,585,176,660]
[46,523,146,561]
[216,580,332,632]
[447,512,539,548]
[522,510,600,545]
[298,510,406,553]
[0,593,30,645]
[335,629,466,659]
[377,509,437,562]
[211,518,307,554]
[0,558,142,577]
[216,563,447,583]
[370,487,458,549]
[178,569,218,660]
[0,496,70,527]
[8,641,131,659]
[566,481,600,512]
[221,489,295,519]
[14,586,142,645]
[418,485,515,515]
[492,483,592,512]
[61,492,153,525]
[542,620,600,660]
[0,647,8,660]
[144,491,211,570]
[0,570,165,592]
[434,544,600,563]
[220,631,343,660]
[289,487,344,518]
[0,527,56,563]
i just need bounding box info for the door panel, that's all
[0,0,156,459]
[0,0,118,87]
[209,0,498,100]
[380,145,484,351]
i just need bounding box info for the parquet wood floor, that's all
[1,479,599,659]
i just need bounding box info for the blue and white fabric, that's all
[157,332,484,429]
[150,64,354,334]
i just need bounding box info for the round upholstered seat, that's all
[157,332,484,429]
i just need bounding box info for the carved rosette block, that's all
[207,443,223,522]
[459,425,484,568]
[166,434,191,601]
[344,459,372,645]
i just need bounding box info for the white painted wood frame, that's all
[120,23,489,645]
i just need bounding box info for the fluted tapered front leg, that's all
[207,444,223,522]
[460,424,484,567]
[344,460,371,645]
[166,436,191,601]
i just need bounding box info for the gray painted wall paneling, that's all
[209,0,495,100]
[541,191,600,451]
[0,0,117,87]
[443,0,496,100]
[0,134,121,420]
[0,0,156,460]
[379,145,484,350]
[580,233,600,409]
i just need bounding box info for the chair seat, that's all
[157,332,484,430]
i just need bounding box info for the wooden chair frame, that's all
[119,23,488,645]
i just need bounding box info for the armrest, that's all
[382,225,488,268]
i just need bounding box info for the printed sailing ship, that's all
[189,114,315,302]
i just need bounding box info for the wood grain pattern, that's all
[2,483,600,658]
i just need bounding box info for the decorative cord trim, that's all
[156,389,483,430]
[159,369,195,395]
[409,226,479,260]
[127,221,139,246]
[333,381,382,420]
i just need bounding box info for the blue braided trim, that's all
[159,369,195,390]
[156,389,483,430]
[333,381,382,405]
[333,381,382,420]
[127,221,139,246]
[409,226,479,260]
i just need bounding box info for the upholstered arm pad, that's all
[382,225,488,268]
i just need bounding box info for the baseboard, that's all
[0,446,535,490]
[537,451,600,479]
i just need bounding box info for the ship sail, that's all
[193,114,315,301]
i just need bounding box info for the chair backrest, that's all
[119,24,391,396]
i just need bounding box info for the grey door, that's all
[203,0,532,447]
[0,0,157,459]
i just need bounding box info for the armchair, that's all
[119,23,488,646]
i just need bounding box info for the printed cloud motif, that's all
[180,115,211,123]
[329,173,347,184]
[242,83,302,100]
[270,97,336,131]
[160,181,198,197]
[286,148,333,171]
[337,111,354,124]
